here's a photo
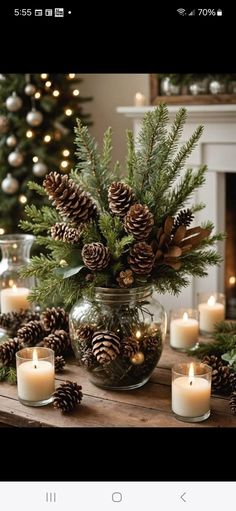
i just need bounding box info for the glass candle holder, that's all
[170,308,199,351]
[172,362,212,422]
[198,292,225,336]
[16,347,55,407]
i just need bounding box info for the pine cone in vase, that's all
[82,242,110,271]
[51,222,68,241]
[121,337,138,359]
[108,181,134,217]
[202,355,232,394]
[128,242,155,275]
[17,321,45,346]
[43,330,70,356]
[92,331,120,364]
[76,323,95,346]
[0,310,40,336]
[230,391,236,415]
[53,381,83,413]
[124,204,154,241]
[229,371,236,392]
[116,269,134,288]
[42,307,69,332]
[55,355,66,373]
[172,209,194,235]
[44,172,97,223]
[0,338,23,366]
[81,348,96,369]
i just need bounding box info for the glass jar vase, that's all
[0,234,35,315]
[69,286,167,390]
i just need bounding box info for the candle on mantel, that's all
[17,348,55,406]
[172,362,211,422]
[170,312,199,350]
[198,295,225,334]
[0,285,30,313]
[134,92,146,106]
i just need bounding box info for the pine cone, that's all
[43,330,70,356]
[92,331,120,364]
[44,172,97,223]
[124,204,154,241]
[202,356,232,394]
[0,338,23,366]
[82,242,110,271]
[229,371,236,392]
[121,337,138,359]
[75,324,95,346]
[0,310,40,336]
[142,336,160,354]
[116,269,134,288]
[17,321,45,346]
[108,181,134,217]
[51,222,68,241]
[55,355,66,373]
[172,209,194,235]
[53,381,83,413]
[63,226,82,244]
[128,242,155,275]
[230,391,236,415]
[42,307,69,332]
[81,348,96,369]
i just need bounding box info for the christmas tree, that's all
[0,74,92,233]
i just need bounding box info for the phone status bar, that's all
[12,8,72,18]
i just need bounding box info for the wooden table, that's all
[0,339,235,427]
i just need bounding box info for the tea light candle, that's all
[198,295,225,334]
[0,285,30,313]
[172,362,211,422]
[170,312,199,350]
[16,348,54,406]
[134,92,146,106]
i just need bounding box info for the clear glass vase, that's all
[0,234,35,315]
[69,286,167,390]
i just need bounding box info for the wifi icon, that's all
[177,8,186,15]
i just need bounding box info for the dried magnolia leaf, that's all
[172,225,186,244]
[164,216,174,235]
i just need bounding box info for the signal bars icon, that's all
[189,9,195,15]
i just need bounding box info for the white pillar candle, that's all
[170,312,199,349]
[17,349,54,403]
[172,363,211,419]
[134,92,146,106]
[0,286,30,313]
[198,295,225,333]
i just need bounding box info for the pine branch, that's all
[192,321,236,359]
[166,125,204,185]
[20,205,61,234]
[82,222,101,244]
[101,127,113,170]
[126,130,137,188]
[20,254,58,279]
[0,366,17,384]
[152,266,189,295]
[36,237,83,265]
[27,181,47,196]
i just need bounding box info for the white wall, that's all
[79,74,149,170]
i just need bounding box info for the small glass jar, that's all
[172,362,212,422]
[16,347,55,407]
[69,286,167,390]
[198,292,225,336]
[170,308,199,351]
[0,234,35,315]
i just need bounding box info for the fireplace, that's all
[225,173,236,318]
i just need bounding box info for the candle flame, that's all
[189,362,195,378]
[183,312,189,321]
[208,295,216,306]
[12,284,17,291]
[136,330,141,340]
[33,349,38,369]
[9,280,15,288]
[229,276,236,285]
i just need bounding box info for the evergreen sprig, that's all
[192,321,236,370]
[0,366,17,384]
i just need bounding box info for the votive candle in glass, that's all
[172,362,212,422]
[16,347,55,406]
[198,292,225,335]
[170,308,199,351]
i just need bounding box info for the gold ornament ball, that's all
[26,109,43,127]
[6,93,23,112]
[131,351,145,365]
[24,83,36,96]
[0,115,9,134]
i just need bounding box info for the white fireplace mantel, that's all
[117,104,236,313]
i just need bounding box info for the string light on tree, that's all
[44,134,51,143]
[26,130,33,139]
[65,108,73,116]
[0,228,5,235]
[73,89,80,96]
[6,135,17,147]
[34,92,41,99]
[6,92,23,112]
[45,81,52,88]
[1,173,19,194]
[62,149,70,157]
[32,156,39,163]
[18,194,27,204]
[53,90,60,97]
[68,74,75,79]
[60,160,69,170]
[40,74,48,80]
[26,108,43,127]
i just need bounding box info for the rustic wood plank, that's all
[152,94,236,105]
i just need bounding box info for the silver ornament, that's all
[6,135,17,148]
[26,109,43,127]
[189,79,208,95]
[8,150,24,167]
[24,83,36,96]
[1,173,19,194]
[33,162,47,177]
[0,115,9,134]
[6,92,23,112]
[209,80,226,95]
[160,77,180,96]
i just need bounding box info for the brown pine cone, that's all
[202,355,232,393]
[128,242,155,275]
[75,324,95,346]
[42,307,69,332]
[142,335,161,354]
[51,222,68,241]
[124,204,154,241]
[44,172,97,223]
[172,209,194,235]
[229,371,236,392]
[108,181,134,217]
[0,310,40,336]
[230,391,236,415]
[53,381,83,413]
[121,337,138,359]
[17,321,45,346]
[0,338,23,366]
[81,348,96,369]
[92,331,120,364]
[82,242,110,271]
[55,355,66,373]
[43,329,70,356]
[63,226,82,244]
[116,269,134,288]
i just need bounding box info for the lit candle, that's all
[16,347,55,406]
[198,295,225,334]
[134,92,146,106]
[170,311,199,350]
[172,362,212,422]
[0,285,30,313]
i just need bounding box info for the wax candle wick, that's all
[190,380,193,386]
[34,364,37,369]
